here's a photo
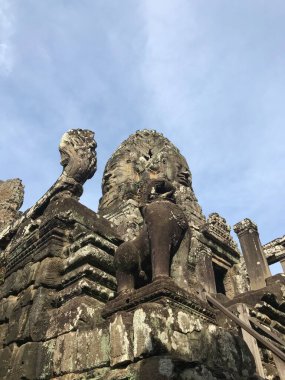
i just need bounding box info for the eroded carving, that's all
[202,212,238,252]
[0,129,97,246]
[0,179,24,231]
[59,129,97,187]
[99,130,205,240]
[233,218,258,235]
[263,235,285,264]
[114,178,189,294]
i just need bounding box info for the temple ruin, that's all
[0,129,284,379]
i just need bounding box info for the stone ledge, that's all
[102,277,216,323]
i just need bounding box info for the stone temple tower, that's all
[0,129,284,380]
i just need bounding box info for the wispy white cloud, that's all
[140,0,285,244]
[0,0,284,256]
[0,0,14,74]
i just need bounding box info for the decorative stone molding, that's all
[99,129,205,239]
[201,212,238,252]
[59,129,97,187]
[234,218,258,236]
[263,235,285,264]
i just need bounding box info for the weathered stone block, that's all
[54,276,114,306]
[109,311,134,367]
[67,244,115,277]
[0,345,14,379]
[0,323,8,348]
[0,262,39,299]
[81,328,109,370]
[53,328,109,376]
[18,285,37,307]
[29,287,52,341]
[46,296,104,340]
[197,324,256,379]
[35,257,64,288]
[6,304,31,344]
[132,302,205,360]
[133,304,170,358]
[62,263,116,293]
[53,332,77,375]
[37,339,57,379]
[8,342,39,380]
[0,296,17,323]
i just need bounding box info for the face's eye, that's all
[162,159,167,164]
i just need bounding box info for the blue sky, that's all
[1,1,284,272]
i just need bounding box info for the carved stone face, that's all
[153,151,191,188]
[99,130,193,213]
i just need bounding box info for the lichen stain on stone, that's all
[208,324,217,333]
[177,311,202,335]
[86,306,96,318]
[157,330,169,348]
[110,313,132,365]
[133,308,152,357]
[166,307,174,325]
[63,307,82,330]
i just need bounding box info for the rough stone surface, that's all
[263,234,285,265]
[114,178,190,293]
[234,218,271,291]
[0,129,284,379]
[0,179,24,232]
[98,129,205,240]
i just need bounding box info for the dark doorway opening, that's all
[213,262,227,295]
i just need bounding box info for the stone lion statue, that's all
[114,178,190,294]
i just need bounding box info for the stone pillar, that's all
[280,259,285,274]
[195,244,216,294]
[234,219,271,291]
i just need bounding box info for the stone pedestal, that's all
[234,218,271,290]
[102,278,256,380]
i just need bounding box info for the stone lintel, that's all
[263,235,285,266]
[199,233,240,267]
[102,277,216,323]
